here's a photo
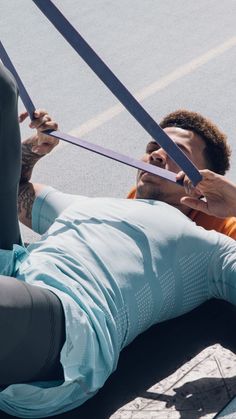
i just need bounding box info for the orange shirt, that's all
[127,187,236,240]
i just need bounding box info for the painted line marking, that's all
[50,36,236,149]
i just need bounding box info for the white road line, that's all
[58,36,236,147]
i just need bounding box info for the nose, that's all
[149,148,167,166]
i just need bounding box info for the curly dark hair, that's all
[159,109,231,175]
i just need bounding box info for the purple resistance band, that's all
[0,8,201,188]
[0,41,178,183]
[0,41,180,184]
[32,0,202,186]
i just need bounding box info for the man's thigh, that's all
[0,275,65,385]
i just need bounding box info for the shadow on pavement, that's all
[1,299,236,419]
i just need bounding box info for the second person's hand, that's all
[176,169,236,218]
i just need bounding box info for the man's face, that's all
[136,127,207,214]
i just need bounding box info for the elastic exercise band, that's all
[0,41,179,184]
[32,0,202,186]
[0,42,35,120]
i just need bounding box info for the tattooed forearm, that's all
[18,182,35,227]
[18,137,43,227]
[20,139,43,184]
[19,132,57,227]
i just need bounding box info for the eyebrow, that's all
[147,140,190,155]
[146,141,159,147]
[174,142,189,155]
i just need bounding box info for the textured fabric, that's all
[127,186,236,239]
[0,193,236,417]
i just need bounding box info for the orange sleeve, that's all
[127,186,136,199]
[189,210,236,240]
[127,188,236,240]
[217,217,236,239]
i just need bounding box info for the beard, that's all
[136,180,169,201]
[135,170,183,205]
[135,176,190,215]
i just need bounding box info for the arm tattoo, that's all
[20,139,43,183]
[19,137,43,226]
[18,182,35,226]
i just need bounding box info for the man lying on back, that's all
[1,64,236,418]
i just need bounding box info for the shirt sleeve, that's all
[32,186,78,235]
[189,210,236,240]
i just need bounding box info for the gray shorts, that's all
[0,275,65,385]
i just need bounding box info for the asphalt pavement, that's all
[1,4,236,418]
[1,0,236,241]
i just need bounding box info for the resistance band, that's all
[32,0,202,186]
[0,41,179,183]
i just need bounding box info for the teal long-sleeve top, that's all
[0,190,236,418]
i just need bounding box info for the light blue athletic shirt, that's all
[217,397,236,418]
[0,189,236,418]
